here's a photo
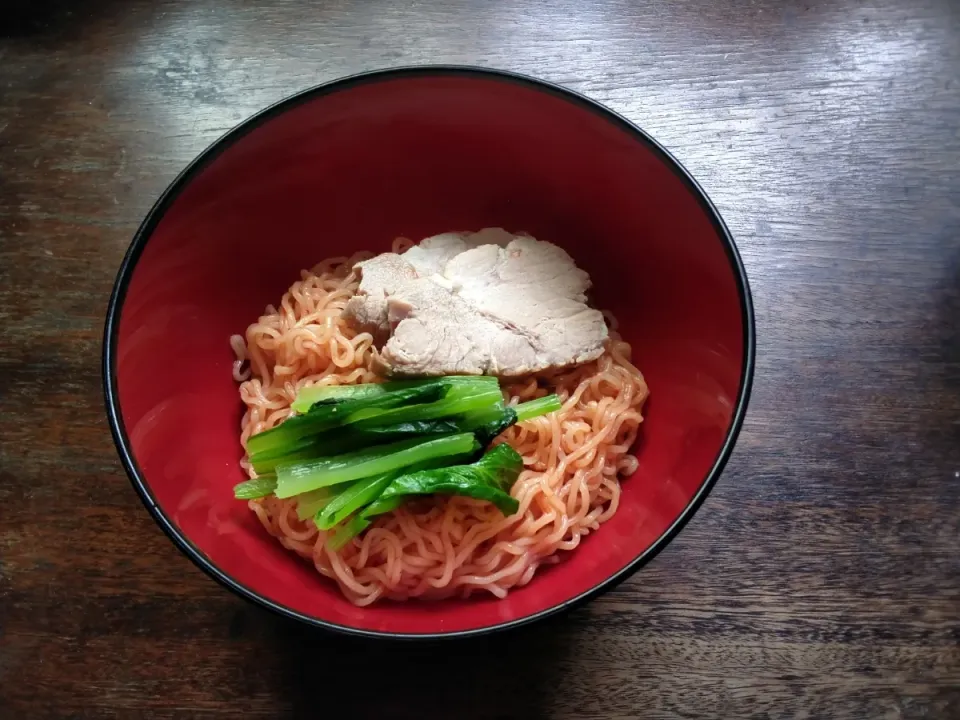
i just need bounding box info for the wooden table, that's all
[2,0,958,717]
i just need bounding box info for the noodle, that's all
[233,240,649,605]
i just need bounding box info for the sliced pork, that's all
[344,229,608,376]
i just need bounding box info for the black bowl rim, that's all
[102,64,756,640]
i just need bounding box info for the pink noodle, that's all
[234,240,649,604]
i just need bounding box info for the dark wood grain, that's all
[1,0,958,717]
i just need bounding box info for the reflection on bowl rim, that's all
[101,65,756,640]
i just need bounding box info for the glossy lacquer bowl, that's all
[103,66,755,638]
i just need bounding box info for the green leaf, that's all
[315,473,397,530]
[295,488,335,521]
[360,494,406,519]
[376,444,523,516]
[247,383,446,456]
[249,436,332,474]
[354,418,463,439]
[355,388,504,428]
[326,515,371,551]
[291,376,499,414]
[469,407,518,447]
[274,433,481,498]
[457,394,561,446]
[233,474,278,499]
[514,394,562,423]
[291,384,390,414]
[250,377,502,457]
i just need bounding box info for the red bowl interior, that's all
[106,68,752,637]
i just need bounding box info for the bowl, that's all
[103,66,755,638]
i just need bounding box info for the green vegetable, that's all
[360,494,406,519]
[515,394,563,423]
[314,473,397,530]
[351,419,463,439]
[295,488,335,521]
[291,376,499,414]
[249,437,331,474]
[327,515,371,551]
[233,474,277,499]
[291,384,390,414]
[242,394,559,498]
[238,378,560,545]
[249,377,500,456]
[376,443,523,516]
[247,383,445,456]
[470,407,519,447]
[462,394,563,446]
[250,417,464,474]
[250,405,510,475]
[274,433,481,498]
[250,430,383,474]
[352,384,504,428]
[316,455,475,530]
[342,394,561,448]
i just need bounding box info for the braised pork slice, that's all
[344,229,608,376]
[401,227,513,278]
